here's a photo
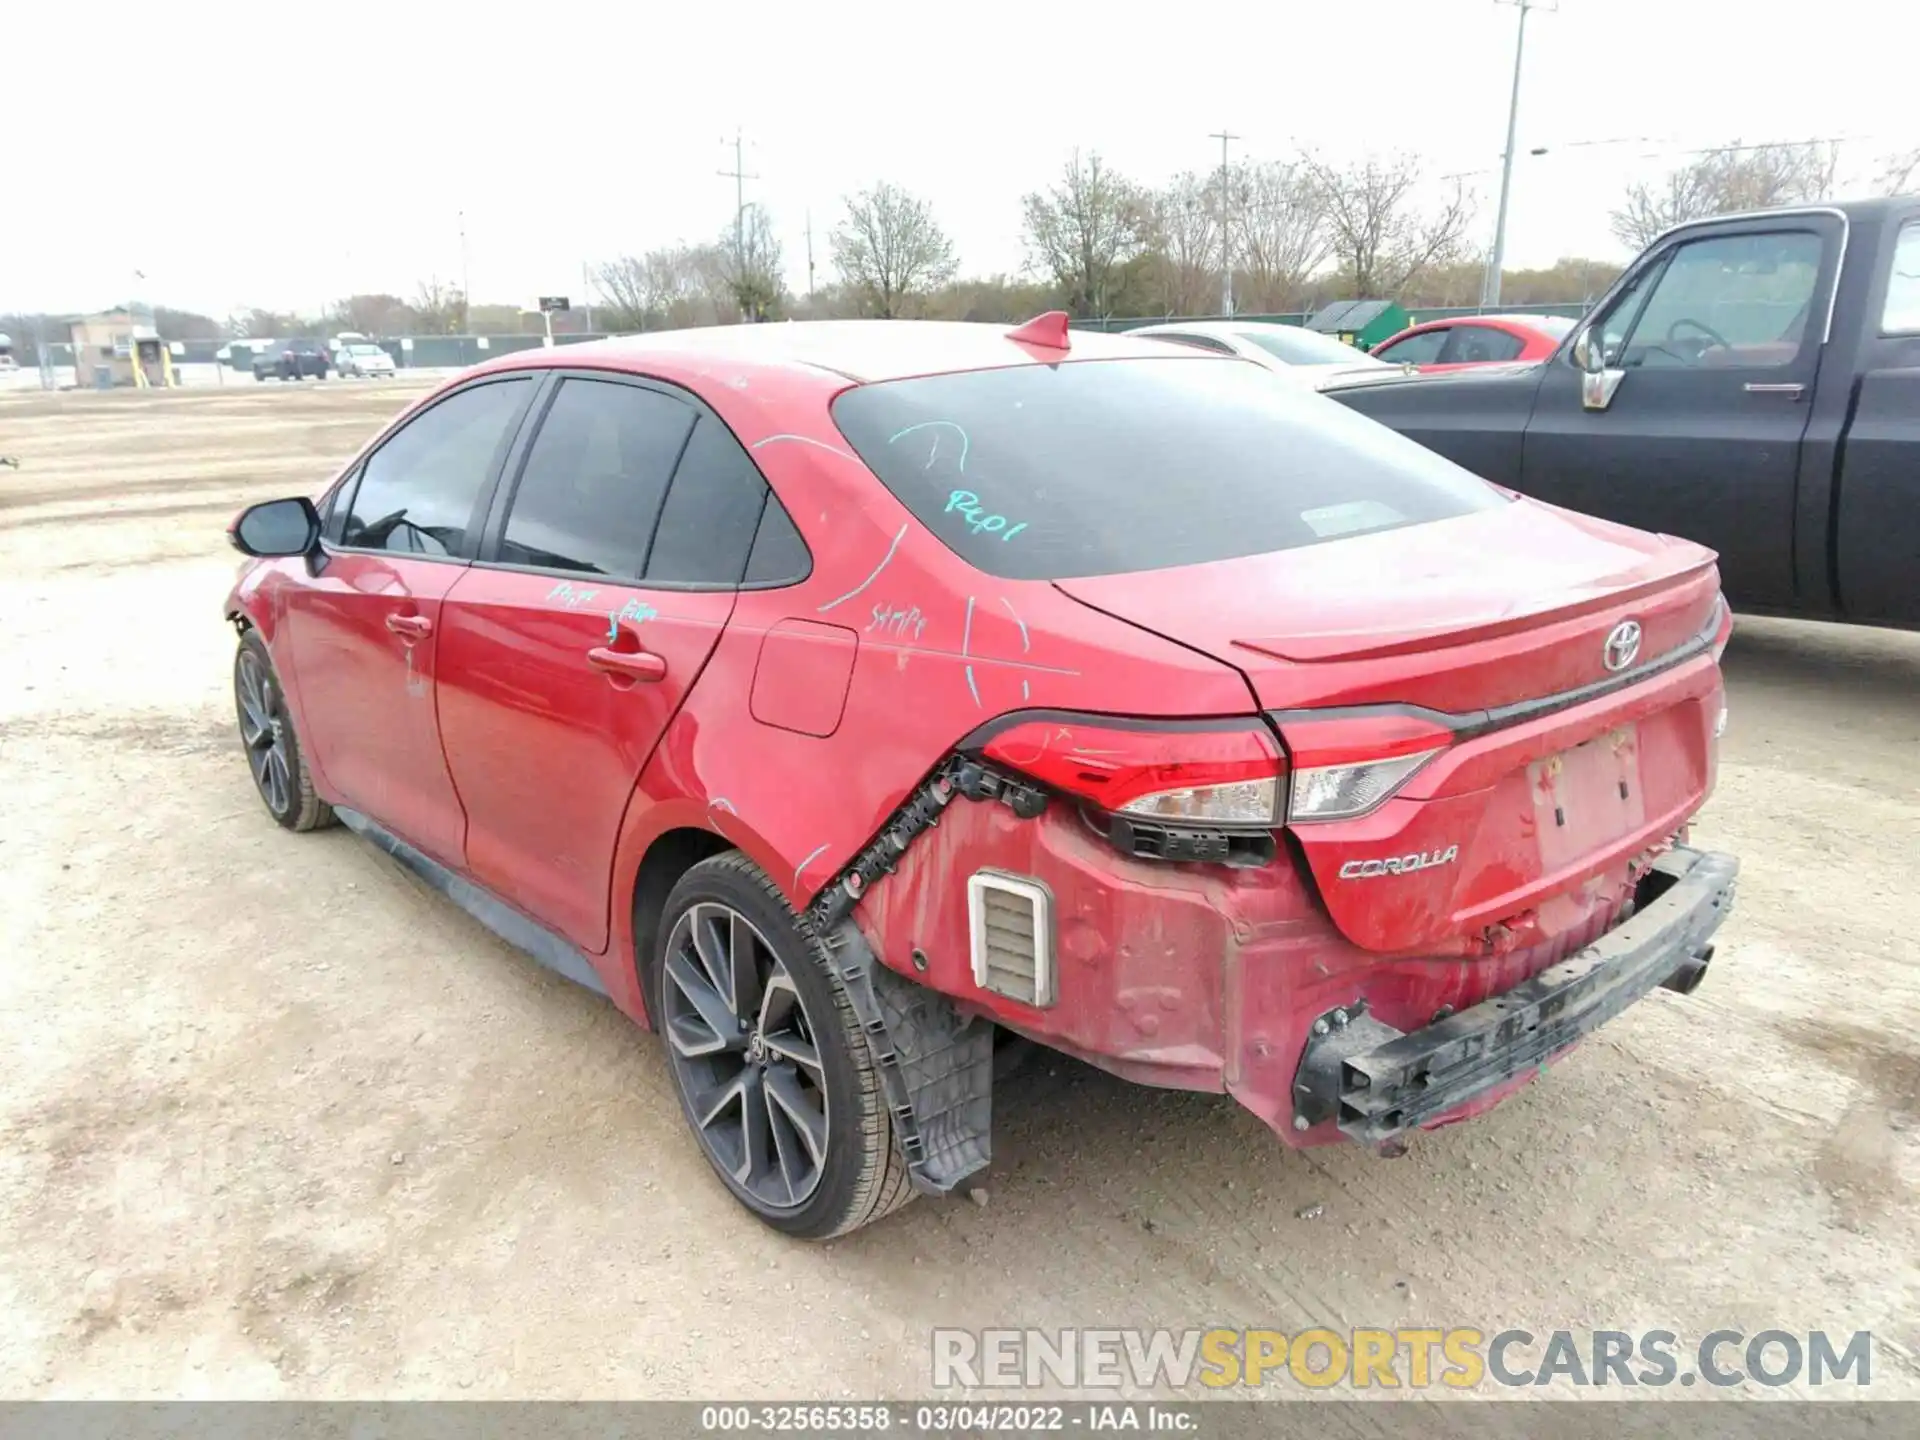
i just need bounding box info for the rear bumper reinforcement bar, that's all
[1293,845,1738,1147]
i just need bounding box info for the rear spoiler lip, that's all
[1266,595,1725,745]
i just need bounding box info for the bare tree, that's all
[412,280,468,334]
[717,203,786,322]
[592,247,720,331]
[1610,142,1840,250]
[1021,151,1146,317]
[1137,172,1220,316]
[1877,147,1920,197]
[327,293,415,336]
[830,182,960,318]
[1300,153,1475,299]
[1231,160,1332,313]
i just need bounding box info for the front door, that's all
[1519,218,1842,611]
[282,374,539,864]
[436,374,777,954]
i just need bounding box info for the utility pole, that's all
[582,261,593,332]
[1482,0,1550,309]
[1210,130,1239,317]
[458,210,470,313]
[718,129,760,320]
[805,209,816,308]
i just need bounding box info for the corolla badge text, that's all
[1339,846,1460,879]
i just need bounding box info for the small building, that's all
[1304,300,1409,353]
[68,307,175,388]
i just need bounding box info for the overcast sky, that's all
[5,0,1911,319]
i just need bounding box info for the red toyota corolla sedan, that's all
[225,314,1737,1238]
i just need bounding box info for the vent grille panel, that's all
[967,871,1055,1008]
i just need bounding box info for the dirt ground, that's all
[1,382,1915,1402]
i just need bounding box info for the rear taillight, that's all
[1272,712,1455,824]
[980,718,1286,828]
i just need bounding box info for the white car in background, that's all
[333,342,397,378]
[1127,320,1395,389]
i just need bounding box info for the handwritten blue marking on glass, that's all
[945,490,1027,542]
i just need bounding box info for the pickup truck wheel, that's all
[233,632,334,832]
[652,853,913,1238]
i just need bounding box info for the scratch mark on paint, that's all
[1022,679,1030,700]
[752,433,859,463]
[709,797,738,815]
[962,596,975,656]
[817,523,909,613]
[794,843,830,887]
[999,596,1030,652]
[888,419,970,471]
[966,666,980,707]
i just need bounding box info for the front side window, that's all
[1438,326,1525,364]
[1611,230,1824,370]
[1374,328,1450,365]
[1883,220,1920,334]
[831,358,1507,582]
[498,378,695,578]
[340,377,531,555]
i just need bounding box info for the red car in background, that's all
[224,313,1736,1238]
[1372,313,1576,371]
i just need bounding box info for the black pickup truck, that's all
[1326,197,1919,628]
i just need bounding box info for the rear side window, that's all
[830,358,1506,581]
[341,377,532,556]
[499,378,695,578]
[645,415,771,585]
[744,501,811,585]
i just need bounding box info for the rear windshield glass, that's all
[1233,326,1380,366]
[829,357,1507,581]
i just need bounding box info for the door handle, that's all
[587,646,667,682]
[385,612,432,639]
[1743,382,1806,397]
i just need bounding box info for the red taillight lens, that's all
[981,718,1286,827]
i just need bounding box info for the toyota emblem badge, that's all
[1603,619,1643,673]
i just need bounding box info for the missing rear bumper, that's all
[1291,845,1738,1147]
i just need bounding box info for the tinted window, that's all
[341,378,531,555]
[1617,230,1823,369]
[645,415,770,584]
[831,358,1507,582]
[1437,326,1524,364]
[498,378,695,578]
[1884,220,1920,334]
[744,499,811,585]
[1374,328,1450,365]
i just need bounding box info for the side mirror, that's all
[229,496,321,557]
[1573,326,1625,411]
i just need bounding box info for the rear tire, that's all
[233,631,334,832]
[651,853,913,1238]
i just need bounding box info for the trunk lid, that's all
[1054,499,1727,955]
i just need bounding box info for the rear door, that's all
[1520,215,1844,610]
[282,374,539,864]
[435,373,778,953]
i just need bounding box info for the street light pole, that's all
[1482,0,1541,309]
[1210,129,1240,317]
